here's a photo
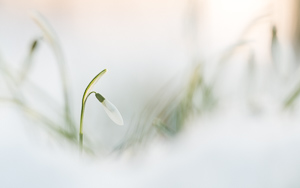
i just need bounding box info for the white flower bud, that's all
[96,93,124,125]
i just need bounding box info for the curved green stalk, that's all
[79,69,107,150]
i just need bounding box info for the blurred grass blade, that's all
[30,11,59,46]
[19,39,40,83]
[284,84,300,108]
[30,11,73,130]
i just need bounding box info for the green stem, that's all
[79,91,96,151]
[79,133,83,153]
[78,69,106,152]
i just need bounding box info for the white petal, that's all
[101,99,124,125]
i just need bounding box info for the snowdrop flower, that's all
[95,93,124,125]
[79,69,123,150]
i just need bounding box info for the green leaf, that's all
[82,69,107,104]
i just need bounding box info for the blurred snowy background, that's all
[2,0,300,187]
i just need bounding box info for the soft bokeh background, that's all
[2,0,300,187]
[1,0,271,146]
